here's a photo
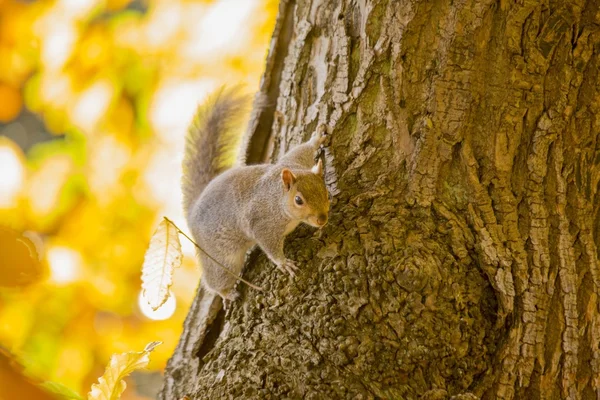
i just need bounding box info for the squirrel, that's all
[182,88,330,302]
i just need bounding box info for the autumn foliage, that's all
[0,0,276,398]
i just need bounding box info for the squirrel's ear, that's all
[281,168,296,191]
[311,159,323,176]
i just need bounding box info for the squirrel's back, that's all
[181,88,247,215]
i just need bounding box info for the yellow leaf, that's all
[87,341,161,400]
[141,218,182,311]
[0,227,45,288]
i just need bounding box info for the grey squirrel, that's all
[182,89,330,301]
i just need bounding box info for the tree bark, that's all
[160,0,600,399]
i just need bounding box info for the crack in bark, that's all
[239,0,297,165]
[194,307,226,363]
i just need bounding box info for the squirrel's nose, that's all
[317,214,328,226]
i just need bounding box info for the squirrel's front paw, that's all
[310,125,327,146]
[277,259,298,277]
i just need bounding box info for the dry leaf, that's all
[0,227,45,288]
[88,341,161,400]
[141,218,182,310]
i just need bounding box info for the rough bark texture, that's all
[160,0,600,399]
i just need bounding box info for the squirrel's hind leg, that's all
[199,255,241,302]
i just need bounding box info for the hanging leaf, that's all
[141,218,183,311]
[88,341,161,400]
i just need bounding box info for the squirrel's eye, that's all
[295,196,304,205]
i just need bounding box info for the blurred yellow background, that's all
[0,0,276,398]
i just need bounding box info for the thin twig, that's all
[163,217,264,292]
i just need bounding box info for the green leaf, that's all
[42,381,84,400]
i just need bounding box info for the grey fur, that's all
[184,91,330,301]
[181,88,247,215]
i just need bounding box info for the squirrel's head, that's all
[281,159,330,228]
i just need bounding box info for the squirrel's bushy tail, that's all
[182,88,247,214]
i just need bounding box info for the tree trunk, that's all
[160,0,600,399]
